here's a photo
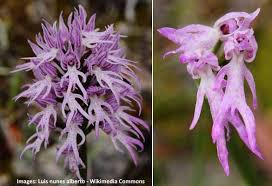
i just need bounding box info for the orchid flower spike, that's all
[13,5,148,179]
[158,8,262,176]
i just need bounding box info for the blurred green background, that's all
[0,0,151,185]
[154,0,272,186]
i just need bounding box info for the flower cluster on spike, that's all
[158,8,262,176]
[13,5,148,179]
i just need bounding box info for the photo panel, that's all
[154,0,272,185]
[0,0,152,185]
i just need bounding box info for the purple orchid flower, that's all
[56,113,86,179]
[14,5,148,179]
[212,29,262,162]
[158,8,262,176]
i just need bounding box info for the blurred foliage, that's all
[154,0,272,186]
[0,0,151,185]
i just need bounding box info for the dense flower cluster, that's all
[13,5,148,179]
[158,8,262,175]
